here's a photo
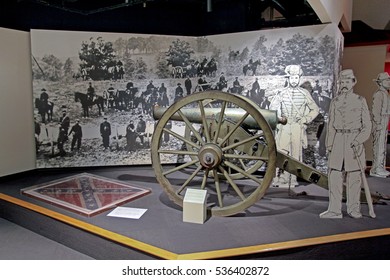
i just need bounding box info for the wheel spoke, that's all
[162,159,199,176]
[219,112,249,146]
[224,153,269,161]
[158,149,198,156]
[177,109,205,145]
[177,164,203,195]
[213,169,223,207]
[238,158,247,170]
[213,101,227,144]
[223,160,264,186]
[199,100,211,143]
[163,127,200,150]
[201,169,210,190]
[222,133,263,152]
[218,166,246,201]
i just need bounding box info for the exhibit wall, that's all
[31,24,343,170]
[342,44,388,161]
[0,27,36,177]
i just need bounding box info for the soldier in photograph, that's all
[320,69,372,219]
[57,123,67,157]
[174,83,184,103]
[146,80,155,92]
[217,72,227,90]
[312,79,322,107]
[39,88,49,123]
[60,109,70,141]
[159,83,169,107]
[40,88,49,104]
[231,77,243,94]
[125,120,136,152]
[87,82,95,102]
[185,77,192,95]
[34,117,41,152]
[250,77,263,105]
[100,117,111,150]
[136,115,146,146]
[69,119,82,151]
[198,75,210,91]
[370,72,390,178]
[251,77,260,94]
[270,65,319,188]
[106,83,116,109]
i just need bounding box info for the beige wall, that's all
[0,27,35,177]
[341,44,388,161]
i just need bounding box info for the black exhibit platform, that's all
[1,165,390,260]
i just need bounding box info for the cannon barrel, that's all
[153,106,286,130]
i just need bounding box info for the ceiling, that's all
[1,0,389,44]
[0,0,321,35]
[7,0,318,17]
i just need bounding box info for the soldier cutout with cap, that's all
[320,69,372,219]
[370,72,390,178]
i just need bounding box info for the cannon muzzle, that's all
[153,105,285,130]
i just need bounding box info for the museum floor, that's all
[1,146,390,260]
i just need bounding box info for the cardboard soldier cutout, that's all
[370,72,390,178]
[270,65,319,188]
[320,69,373,219]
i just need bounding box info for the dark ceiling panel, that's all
[1,0,389,44]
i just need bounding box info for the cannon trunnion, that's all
[151,91,329,217]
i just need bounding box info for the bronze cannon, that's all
[151,91,334,217]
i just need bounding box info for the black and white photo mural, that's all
[31,24,343,169]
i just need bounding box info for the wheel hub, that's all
[198,143,222,169]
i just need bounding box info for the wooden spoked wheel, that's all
[151,91,277,216]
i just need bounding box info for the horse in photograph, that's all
[250,88,266,107]
[243,59,261,76]
[184,62,197,78]
[114,89,130,111]
[35,98,54,123]
[127,87,141,109]
[141,88,159,116]
[74,91,105,118]
[203,59,218,77]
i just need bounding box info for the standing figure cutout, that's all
[370,72,390,178]
[270,65,319,188]
[320,69,373,219]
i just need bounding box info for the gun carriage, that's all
[150,91,336,217]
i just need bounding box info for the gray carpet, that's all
[1,164,389,258]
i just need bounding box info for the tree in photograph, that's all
[124,57,148,79]
[156,52,171,79]
[250,35,268,75]
[196,37,217,53]
[166,39,194,67]
[137,37,147,53]
[318,35,335,76]
[267,38,285,75]
[127,37,139,54]
[123,57,136,78]
[282,33,321,75]
[238,46,249,62]
[113,37,127,57]
[78,37,116,80]
[63,58,74,79]
[32,54,63,81]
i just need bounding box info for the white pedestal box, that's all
[183,188,207,224]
